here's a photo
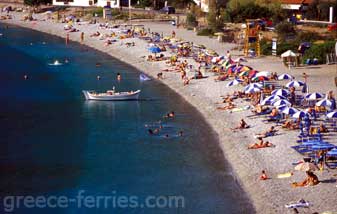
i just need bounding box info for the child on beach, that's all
[260,170,268,180]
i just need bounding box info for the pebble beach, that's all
[1,10,337,214]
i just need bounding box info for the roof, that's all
[280,0,313,5]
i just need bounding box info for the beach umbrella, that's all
[252,76,269,82]
[316,99,332,107]
[245,87,261,94]
[261,95,285,105]
[277,104,289,111]
[281,107,298,115]
[148,46,161,54]
[292,111,309,118]
[286,80,305,88]
[312,144,335,151]
[271,89,290,96]
[254,71,270,78]
[226,79,243,87]
[278,73,293,80]
[272,99,291,107]
[294,162,319,171]
[327,111,337,118]
[327,148,337,156]
[281,50,297,58]
[244,83,263,91]
[305,92,324,100]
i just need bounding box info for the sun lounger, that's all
[285,200,311,209]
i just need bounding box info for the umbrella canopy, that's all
[261,95,286,105]
[272,89,290,96]
[278,73,293,80]
[305,92,324,100]
[327,148,337,156]
[236,65,252,73]
[252,76,269,82]
[312,144,335,151]
[292,111,309,118]
[316,99,332,107]
[226,79,243,87]
[239,69,257,77]
[286,80,305,88]
[245,87,261,94]
[244,83,263,91]
[281,50,296,58]
[281,107,298,115]
[254,71,270,78]
[327,111,337,118]
[148,46,161,54]
[272,99,291,107]
[294,162,319,171]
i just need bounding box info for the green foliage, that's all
[24,0,51,6]
[137,0,152,8]
[306,0,337,21]
[186,12,198,27]
[260,39,272,55]
[275,21,296,42]
[197,28,214,36]
[226,3,273,23]
[91,8,103,17]
[276,42,298,55]
[303,41,336,64]
[294,31,321,43]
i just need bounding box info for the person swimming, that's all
[164,111,175,118]
[117,73,121,81]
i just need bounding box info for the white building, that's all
[52,0,120,8]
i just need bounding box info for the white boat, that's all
[82,89,141,101]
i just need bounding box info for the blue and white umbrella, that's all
[244,83,263,91]
[327,148,337,156]
[272,99,291,107]
[281,107,298,115]
[316,99,332,107]
[277,104,289,111]
[148,46,161,54]
[278,73,293,80]
[312,144,335,151]
[305,92,324,100]
[245,87,261,94]
[271,89,290,96]
[327,111,337,118]
[292,111,309,118]
[261,95,286,105]
[286,80,305,88]
[226,79,243,87]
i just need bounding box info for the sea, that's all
[0,23,253,213]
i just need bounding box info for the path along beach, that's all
[1,11,337,214]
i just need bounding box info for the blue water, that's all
[0,24,253,213]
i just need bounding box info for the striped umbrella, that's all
[305,92,324,100]
[244,83,263,91]
[252,76,269,82]
[327,111,337,118]
[327,148,337,156]
[254,71,270,78]
[286,80,305,88]
[277,104,289,111]
[271,89,290,96]
[226,79,243,87]
[245,87,261,94]
[272,99,291,106]
[261,95,286,105]
[292,111,309,118]
[278,73,293,80]
[281,107,298,115]
[316,99,332,107]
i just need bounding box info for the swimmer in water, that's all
[178,131,183,137]
[64,59,69,63]
[96,63,101,67]
[24,75,28,80]
[164,134,169,138]
[164,111,175,118]
[97,75,101,80]
[117,73,121,81]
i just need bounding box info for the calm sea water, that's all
[0,24,253,213]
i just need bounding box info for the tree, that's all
[24,0,51,6]
[207,0,224,32]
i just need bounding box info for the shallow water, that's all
[0,24,253,213]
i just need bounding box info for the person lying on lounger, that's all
[217,102,235,110]
[254,126,278,138]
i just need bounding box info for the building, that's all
[280,0,313,11]
[52,0,120,8]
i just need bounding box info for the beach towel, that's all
[230,105,250,113]
[277,172,293,178]
[285,200,311,209]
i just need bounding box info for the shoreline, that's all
[2,13,337,213]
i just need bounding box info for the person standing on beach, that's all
[80,32,84,44]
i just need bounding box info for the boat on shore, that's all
[82,89,141,101]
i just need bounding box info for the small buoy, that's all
[24,75,28,80]
[97,75,100,80]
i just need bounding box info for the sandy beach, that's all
[1,10,337,214]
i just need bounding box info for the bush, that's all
[275,21,296,41]
[197,28,214,36]
[91,8,103,17]
[260,39,272,55]
[227,3,273,23]
[186,12,198,27]
[295,31,321,43]
[276,42,298,55]
[303,41,336,64]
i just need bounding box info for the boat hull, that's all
[82,90,140,101]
